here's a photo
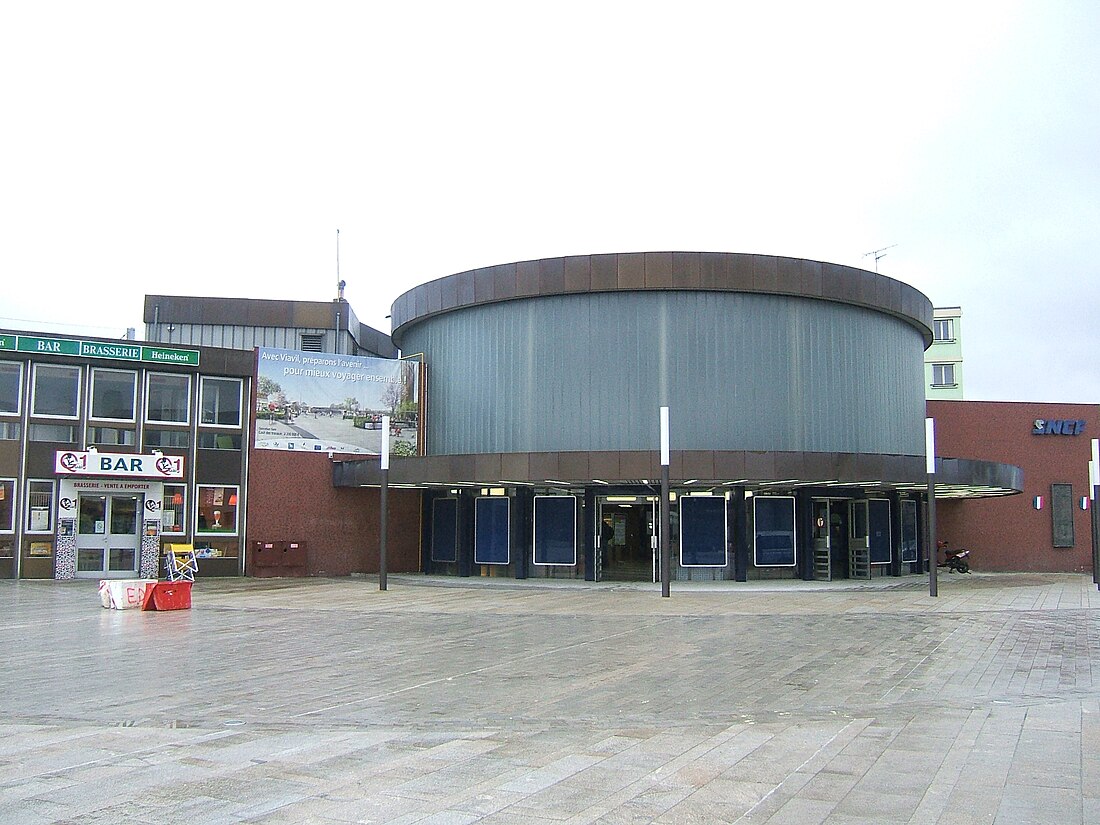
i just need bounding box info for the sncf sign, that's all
[1032,419,1086,436]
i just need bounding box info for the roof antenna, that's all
[336,228,344,299]
[863,244,897,272]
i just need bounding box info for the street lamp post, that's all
[660,406,671,598]
[1091,439,1099,590]
[927,418,937,598]
[379,414,390,591]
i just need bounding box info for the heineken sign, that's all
[0,334,199,366]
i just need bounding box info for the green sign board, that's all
[0,334,199,366]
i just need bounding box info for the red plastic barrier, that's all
[150,581,192,610]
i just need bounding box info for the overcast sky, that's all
[2,1,1097,403]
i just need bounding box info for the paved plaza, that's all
[2,572,1099,824]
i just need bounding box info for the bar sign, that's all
[17,335,80,355]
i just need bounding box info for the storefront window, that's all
[32,364,80,418]
[192,539,238,560]
[196,485,239,535]
[200,377,242,427]
[0,361,23,414]
[0,422,21,441]
[162,484,186,534]
[26,479,54,534]
[146,373,191,424]
[90,369,137,421]
[0,479,14,532]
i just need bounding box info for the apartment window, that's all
[0,479,15,533]
[90,368,137,421]
[200,377,242,427]
[197,432,242,450]
[26,479,54,533]
[932,363,956,387]
[28,424,76,442]
[300,333,324,352]
[32,364,81,418]
[145,429,190,448]
[162,484,186,535]
[0,361,23,414]
[88,426,136,446]
[146,373,191,424]
[933,319,954,342]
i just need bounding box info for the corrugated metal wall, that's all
[144,325,368,355]
[400,291,926,457]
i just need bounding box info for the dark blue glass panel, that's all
[754,496,796,566]
[474,497,510,565]
[534,496,576,565]
[431,497,458,562]
[679,496,727,567]
[869,499,891,564]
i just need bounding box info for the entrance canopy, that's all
[333,450,1023,499]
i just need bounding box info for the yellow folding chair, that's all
[163,543,198,582]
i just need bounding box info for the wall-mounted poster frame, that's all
[474,496,510,565]
[753,495,796,567]
[679,495,727,567]
[533,495,576,566]
[431,497,458,563]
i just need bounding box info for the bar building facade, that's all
[0,332,253,580]
[336,252,1021,582]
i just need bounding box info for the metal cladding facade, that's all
[392,252,933,462]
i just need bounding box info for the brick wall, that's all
[246,450,421,576]
[929,400,1099,573]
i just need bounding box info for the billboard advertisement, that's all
[255,347,420,456]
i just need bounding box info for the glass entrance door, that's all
[812,499,851,580]
[75,494,142,578]
[848,500,871,579]
[811,500,831,580]
[597,497,656,582]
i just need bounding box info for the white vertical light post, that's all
[926,417,937,598]
[1090,457,1096,585]
[660,406,671,598]
[379,415,390,591]
[1091,439,1099,588]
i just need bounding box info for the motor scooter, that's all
[937,540,971,574]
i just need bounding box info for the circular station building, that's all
[335,252,1021,582]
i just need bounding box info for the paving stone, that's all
[1,573,1098,823]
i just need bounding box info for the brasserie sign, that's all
[0,333,199,366]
